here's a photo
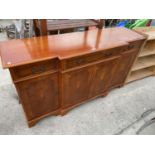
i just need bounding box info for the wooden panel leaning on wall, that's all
[33,19,105,36]
[0,28,146,127]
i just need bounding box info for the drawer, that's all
[11,59,58,80]
[64,46,128,69]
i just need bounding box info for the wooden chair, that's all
[33,19,104,36]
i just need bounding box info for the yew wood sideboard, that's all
[0,28,146,127]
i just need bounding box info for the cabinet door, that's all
[62,67,93,108]
[90,57,120,97]
[16,73,59,120]
[110,49,138,87]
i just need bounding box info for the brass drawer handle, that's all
[128,44,134,50]
[105,52,112,57]
[76,59,84,65]
[31,66,45,74]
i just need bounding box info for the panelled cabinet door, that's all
[62,67,92,108]
[90,57,120,97]
[110,49,138,87]
[16,73,59,120]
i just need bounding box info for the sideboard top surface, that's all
[0,27,145,68]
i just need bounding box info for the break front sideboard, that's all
[0,28,146,127]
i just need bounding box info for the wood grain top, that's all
[0,27,145,68]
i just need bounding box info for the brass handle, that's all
[128,44,134,50]
[76,59,83,64]
[31,66,45,74]
[105,52,112,57]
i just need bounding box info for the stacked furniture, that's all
[33,19,104,36]
[0,28,145,127]
[126,26,155,83]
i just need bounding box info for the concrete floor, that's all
[1,20,155,134]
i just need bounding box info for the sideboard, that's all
[0,28,146,127]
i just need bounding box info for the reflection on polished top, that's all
[0,27,144,68]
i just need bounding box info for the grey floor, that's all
[1,20,155,135]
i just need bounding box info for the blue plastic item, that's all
[116,20,128,27]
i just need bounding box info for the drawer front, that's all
[11,59,58,80]
[64,46,128,70]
